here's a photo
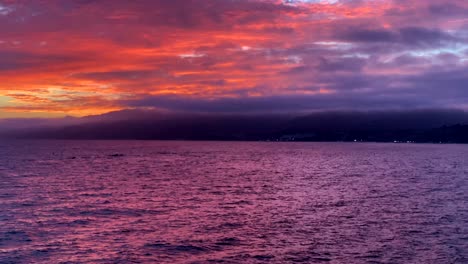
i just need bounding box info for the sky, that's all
[0,0,467,118]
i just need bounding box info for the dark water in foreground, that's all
[0,141,467,264]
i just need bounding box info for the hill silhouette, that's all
[2,109,468,143]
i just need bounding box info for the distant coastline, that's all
[2,109,468,144]
[2,124,468,144]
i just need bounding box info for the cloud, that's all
[0,0,467,117]
[428,3,468,17]
[0,50,81,71]
[0,4,13,16]
[337,27,459,48]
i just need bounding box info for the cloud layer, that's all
[0,0,467,116]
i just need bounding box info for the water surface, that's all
[0,141,467,263]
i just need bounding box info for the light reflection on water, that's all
[0,141,467,263]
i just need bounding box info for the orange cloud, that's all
[0,0,467,116]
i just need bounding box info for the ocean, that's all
[0,141,467,263]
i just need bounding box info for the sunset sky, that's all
[0,0,467,118]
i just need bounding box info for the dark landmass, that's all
[1,109,468,143]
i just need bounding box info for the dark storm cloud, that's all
[428,3,468,17]
[122,93,429,113]
[338,27,459,47]
[72,70,161,81]
[119,60,468,113]
[0,50,81,71]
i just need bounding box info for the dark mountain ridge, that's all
[2,109,468,143]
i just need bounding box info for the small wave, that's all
[71,219,91,225]
[253,254,275,260]
[1,230,32,243]
[144,242,209,254]
[224,200,253,206]
[216,222,243,229]
[79,208,142,217]
[215,237,241,246]
[109,154,125,158]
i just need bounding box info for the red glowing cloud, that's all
[0,0,467,117]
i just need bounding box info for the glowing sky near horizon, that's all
[0,0,467,117]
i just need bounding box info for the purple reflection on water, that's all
[0,141,467,263]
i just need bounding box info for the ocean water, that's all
[0,140,467,264]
